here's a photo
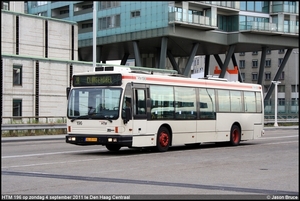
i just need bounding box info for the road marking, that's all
[258,135,298,140]
[1,148,104,159]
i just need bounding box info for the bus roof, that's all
[94,64,178,75]
[74,65,262,91]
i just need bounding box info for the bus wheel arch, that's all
[230,123,241,146]
[156,124,172,152]
[106,144,121,152]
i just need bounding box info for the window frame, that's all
[13,65,22,86]
[13,99,22,117]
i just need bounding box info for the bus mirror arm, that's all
[66,87,70,100]
[123,107,131,124]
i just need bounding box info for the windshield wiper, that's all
[70,115,89,122]
[88,106,96,115]
[104,115,113,123]
[71,107,95,122]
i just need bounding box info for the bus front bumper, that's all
[65,134,132,146]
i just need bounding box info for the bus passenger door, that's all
[131,85,150,146]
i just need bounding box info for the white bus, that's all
[66,65,264,152]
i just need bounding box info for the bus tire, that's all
[230,124,241,146]
[156,126,170,152]
[106,144,121,152]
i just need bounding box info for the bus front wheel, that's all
[106,144,121,152]
[156,127,170,152]
[230,125,241,146]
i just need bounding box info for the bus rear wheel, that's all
[106,144,121,152]
[156,127,170,152]
[230,125,241,146]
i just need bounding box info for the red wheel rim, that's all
[159,131,169,147]
[232,129,239,143]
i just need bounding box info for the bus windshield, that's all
[67,88,122,121]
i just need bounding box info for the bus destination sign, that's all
[73,74,122,86]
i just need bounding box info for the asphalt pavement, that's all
[1,126,298,143]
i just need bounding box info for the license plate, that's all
[86,137,97,142]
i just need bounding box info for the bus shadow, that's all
[75,141,256,156]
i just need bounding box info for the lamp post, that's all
[293,50,299,114]
[93,1,97,69]
[272,81,281,127]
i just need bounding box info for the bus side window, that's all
[199,88,216,120]
[136,89,146,115]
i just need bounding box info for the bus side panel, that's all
[237,113,264,140]
[131,119,156,147]
[132,135,156,147]
[253,124,264,139]
[215,113,263,141]
[196,120,217,143]
[142,120,197,147]
[169,121,197,146]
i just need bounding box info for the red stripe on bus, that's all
[122,75,260,90]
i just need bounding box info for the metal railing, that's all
[1,115,298,132]
[1,116,67,132]
[1,116,66,124]
[1,124,66,131]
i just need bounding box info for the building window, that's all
[252,73,258,81]
[239,52,245,56]
[278,98,285,106]
[279,71,285,80]
[99,1,120,10]
[131,10,140,18]
[37,11,47,16]
[278,58,283,67]
[240,1,269,12]
[99,14,120,29]
[2,1,9,10]
[13,99,22,117]
[265,59,271,67]
[278,49,285,54]
[82,23,92,29]
[291,85,299,92]
[31,1,48,7]
[266,50,271,54]
[265,72,271,80]
[252,51,258,55]
[13,65,22,86]
[59,10,69,15]
[239,60,245,68]
[37,2,48,6]
[252,60,258,68]
[291,98,298,106]
[82,4,93,9]
[278,85,285,92]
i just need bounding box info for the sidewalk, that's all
[1,126,298,143]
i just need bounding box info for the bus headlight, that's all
[108,138,118,142]
[68,137,76,141]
